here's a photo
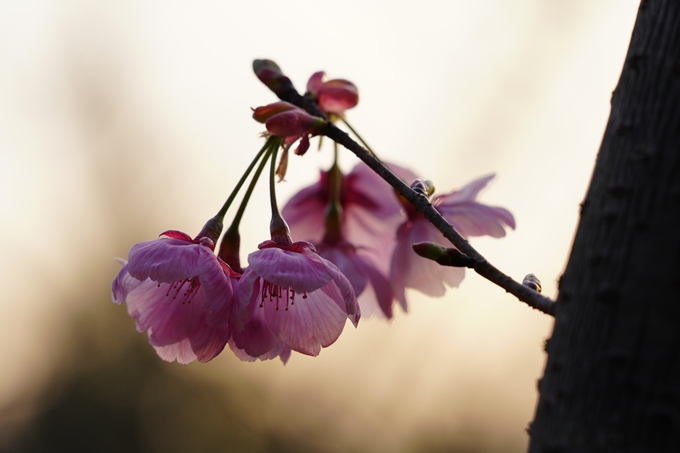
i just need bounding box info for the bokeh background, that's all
[0,1,639,452]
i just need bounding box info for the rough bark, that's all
[528,1,680,452]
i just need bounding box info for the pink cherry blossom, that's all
[390,175,515,310]
[232,240,360,358]
[307,71,359,114]
[112,230,240,364]
[316,240,394,319]
[282,161,418,272]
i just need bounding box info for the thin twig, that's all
[266,78,556,316]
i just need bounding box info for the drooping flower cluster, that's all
[112,59,516,366]
[113,226,359,365]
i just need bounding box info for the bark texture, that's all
[528,1,680,451]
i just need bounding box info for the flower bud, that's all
[411,179,435,197]
[412,242,476,268]
[252,101,297,123]
[522,273,542,293]
[412,241,448,261]
[265,109,326,138]
[253,59,292,93]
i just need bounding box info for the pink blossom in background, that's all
[282,161,418,272]
[390,174,516,310]
[307,71,359,114]
[232,239,360,358]
[112,231,240,364]
[316,240,394,319]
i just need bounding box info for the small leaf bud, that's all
[523,273,542,293]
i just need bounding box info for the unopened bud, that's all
[412,242,476,268]
[411,179,435,197]
[412,242,448,261]
[265,109,326,138]
[253,59,292,93]
[522,273,542,293]
[252,101,297,123]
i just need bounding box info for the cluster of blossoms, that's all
[112,60,515,365]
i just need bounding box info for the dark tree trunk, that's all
[528,1,680,452]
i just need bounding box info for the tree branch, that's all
[264,74,556,316]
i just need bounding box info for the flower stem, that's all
[216,140,271,219]
[323,142,344,244]
[218,137,276,269]
[227,138,275,232]
[196,140,271,243]
[268,143,292,245]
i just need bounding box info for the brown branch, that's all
[261,69,556,316]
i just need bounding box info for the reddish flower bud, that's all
[252,101,297,123]
[253,59,293,93]
[265,109,326,138]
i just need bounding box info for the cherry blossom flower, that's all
[282,161,418,272]
[232,239,360,358]
[316,240,394,319]
[112,230,240,364]
[307,71,359,114]
[390,174,515,310]
[252,101,325,157]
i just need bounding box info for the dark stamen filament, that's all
[260,281,304,311]
[160,277,201,305]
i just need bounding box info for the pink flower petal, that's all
[188,321,231,363]
[306,71,325,95]
[281,174,327,244]
[439,202,515,238]
[437,174,496,203]
[263,282,349,356]
[356,255,394,319]
[152,338,197,365]
[317,79,359,113]
[434,174,515,237]
[232,274,280,357]
[112,261,142,304]
[390,219,465,310]
[318,245,368,297]
[247,246,333,293]
[228,337,292,364]
[125,279,205,347]
[127,237,215,284]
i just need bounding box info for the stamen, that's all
[260,280,297,312]
[162,276,201,305]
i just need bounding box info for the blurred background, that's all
[0,1,639,452]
